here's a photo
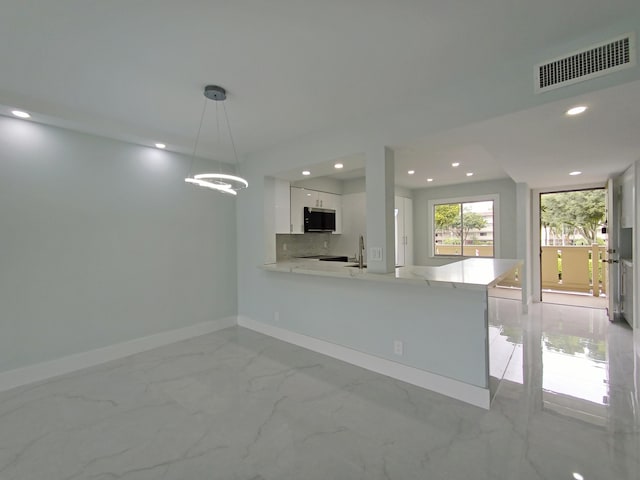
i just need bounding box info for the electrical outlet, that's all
[393,340,404,356]
[274,311,280,322]
[370,247,383,261]
[283,243,287,251]
[324,241,328,248]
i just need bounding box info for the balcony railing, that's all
[541,245,606,296]
[434,245,494,257]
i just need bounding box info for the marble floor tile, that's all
[0,299,638,479]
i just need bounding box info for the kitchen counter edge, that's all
[261,258,522,291]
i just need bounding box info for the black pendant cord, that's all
[187,97,209,178]
[222,101,240,171]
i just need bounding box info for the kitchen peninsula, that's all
[252,257,521,409]
[264,257,519,290]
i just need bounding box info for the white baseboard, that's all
[2,315,490,409]
[0,316,237,393]
[237,316,490,409]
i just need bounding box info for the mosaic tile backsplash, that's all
[276,233,335,260]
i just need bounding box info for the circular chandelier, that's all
[184,85,249,195]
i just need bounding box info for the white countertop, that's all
[262,257,521,290]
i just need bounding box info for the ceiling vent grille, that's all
[535,33,636,92]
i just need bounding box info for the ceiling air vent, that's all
[535,33,636,93]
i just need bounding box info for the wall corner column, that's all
[516,182,532,312]
[366,146,395,273]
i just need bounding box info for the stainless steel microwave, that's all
[304,207,336,232]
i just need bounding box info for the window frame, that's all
[428,194,500,258]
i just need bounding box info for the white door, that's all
[395,206,403,266]
[404,198,413,265]
[606,178,619,320]
[395,197,413,266]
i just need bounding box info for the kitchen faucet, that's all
[358,235,365,269]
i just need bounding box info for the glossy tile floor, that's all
[0,300,638,480]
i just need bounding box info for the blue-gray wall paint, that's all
[0,117,237,373]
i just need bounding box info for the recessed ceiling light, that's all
[11,110,30,119]
[572,473,584,480]
[408,170,415,175]
[451,162,460,167]
[334,163,344,169]
[466,172,474,177]
[566,106,587,116]
[155,143,166,149]
[427,178,433,182]
[569,171,582,176]
[302,170,311,176]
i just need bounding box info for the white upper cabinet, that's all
[274,178,292,234]
[289,186,342,234]
[621,166,635,228]
[290,186,308,234]
[318,192,342,234]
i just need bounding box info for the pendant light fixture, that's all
[184,85,248,195]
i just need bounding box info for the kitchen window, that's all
[429,195,499,257]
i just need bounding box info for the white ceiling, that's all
[1,1,640,189]
[274,154,366,182]
[393,79,640,189]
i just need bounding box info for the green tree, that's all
[540,195,564,244]
[541,190,605,244]
[434,203,460,232]
[453,210,487,245]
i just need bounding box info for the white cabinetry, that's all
[290,186,308,234]
[319,192,342,234]
[621,260,634,328]
[274,179,291,234]
[395,196,413,266]
[306,190,333,208]
[290,187,342,234]
[621,166,635,228]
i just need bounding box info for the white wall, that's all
[516,183,532,308]
[327,178,411,258]
[291,177,343,194]
[633,160,640,334]
[342,177,366,195]
[395,186,411,198]
[412,178,518,265]
[0,117,238,373]
[331,192,366,258]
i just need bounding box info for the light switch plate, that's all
[369,247,383,261]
